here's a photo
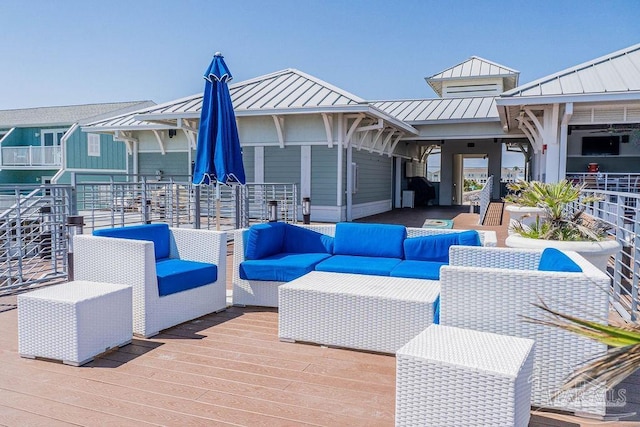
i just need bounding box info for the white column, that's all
[301,145,311,198]
[337,113,344,220]
[559,103,573,180]
[346,143,353,221]
[394,157,402,208]
[254,146,264,183]
[544,104,561,183]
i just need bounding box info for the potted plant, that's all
[503,180,621,271]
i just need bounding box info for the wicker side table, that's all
[279,271,440,354]
[18,281,132,366]
[396,324,535,427]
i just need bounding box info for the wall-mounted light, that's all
[168,129,177,138]
[35,132,40,137]
[155,169,163,181]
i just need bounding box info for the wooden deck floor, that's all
[0,208,637,426]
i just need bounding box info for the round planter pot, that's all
[504,205,548,235]
[505,234,622,272]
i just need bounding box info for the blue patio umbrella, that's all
[192,52,245,229]
[193,52,245,186]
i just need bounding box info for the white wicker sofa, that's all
[74,224,227,338]
[440,245,610,415]
[233,222,497,307]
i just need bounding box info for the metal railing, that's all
[573,189,640,321]
[0,175,298,295]
[73,174,298,233]
[567,172,640,193]
[1,146,62,167]
[0,185,72,294]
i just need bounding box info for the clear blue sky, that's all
[1,0,639,110]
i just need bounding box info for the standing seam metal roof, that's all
[371,96,498,123]
[502,43,640,97]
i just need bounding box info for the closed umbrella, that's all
[192,52,245,229]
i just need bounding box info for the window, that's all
[87,133,100,157]
[41,129,66,147]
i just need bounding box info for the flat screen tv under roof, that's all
[581,136,620,156]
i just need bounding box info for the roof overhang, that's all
[496,91,640,132]
[135,104,419,136]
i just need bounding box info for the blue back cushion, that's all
[538,248,583,273]
[282,225,334,254]
[333,223,406,258]
[244,222,286,260]
[404,231,481,262]
[93,223,170,260]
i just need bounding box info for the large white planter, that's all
[505,234,622,272]
[504,205,548,235]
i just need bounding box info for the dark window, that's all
[581,136,620,156]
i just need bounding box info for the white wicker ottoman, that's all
[18,281,133,366]
[278,271,440,354]
[396,325,535,427]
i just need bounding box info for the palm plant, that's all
[504,180,609,241]
[527,302,640,395]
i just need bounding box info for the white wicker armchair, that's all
[440,246,610,415]
[232,223,497,307]
[74,228,227,338]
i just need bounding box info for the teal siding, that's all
[241,146,255,182]
[138,152,190,178]
[67,130,127,170]
[0,169,51,184]
[264,146,300,184]
[351,150,392,204]
[311,146,337,206]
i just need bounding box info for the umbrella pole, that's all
[216,184,221,231]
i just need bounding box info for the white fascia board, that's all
[497,91,640,106]
[367,106,418,135]
[81,124,175,133]
[407,117,500,126]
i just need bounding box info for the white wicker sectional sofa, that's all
[440,245,610,415]
[232,222,497,307]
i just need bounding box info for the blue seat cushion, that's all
[333,223,406,258]
[93,223,170,260]
[403,230,481,262]
[389,260,446,280]
[315,255,402,276]
[538,248,582,273]
[155,258,218,297]
[239,252,332,282]
[244,222,286,260]
[283,225,333,254]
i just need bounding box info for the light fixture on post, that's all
[66,215,84,281]
[302,197,311,224]
[39,206,52,260]
[268,201,278,222]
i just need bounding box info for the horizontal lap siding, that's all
[352,150,392,204]
[241,146,255,182]
[138,152,189,177]
[264,146,301,201]
[311,146,337,206]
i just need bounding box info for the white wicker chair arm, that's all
[169,228,226,266]
[449,246,541,270]
[74,235,155,287]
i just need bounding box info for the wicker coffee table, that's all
[18,281,132,366]
[278,271,440,354]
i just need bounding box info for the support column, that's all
[337,113,344,221]
[346,143,353,221]
[544,104,561,183]
[301,145,311,209]
[394,157,402,208]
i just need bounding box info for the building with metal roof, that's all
[82,43,640,215]
[0,101,155,185]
